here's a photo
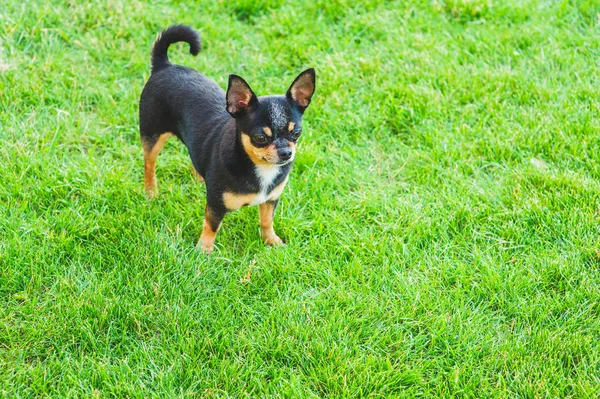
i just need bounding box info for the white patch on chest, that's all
[249,164,281,205]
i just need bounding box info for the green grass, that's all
[2,0,600,397]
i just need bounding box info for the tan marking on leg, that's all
[193,167,204,182]
[262,127,272,137]
[196,207,222,254]
[223,192,258,211]
[288,122,295,131]
[143,133,174,199]
[259,202,284,246]
[268,176,289,201]
[197,218,217,254]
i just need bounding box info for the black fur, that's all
[139,25,315,249]
[151,25,201,72]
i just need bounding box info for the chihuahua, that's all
[139,25,316,253]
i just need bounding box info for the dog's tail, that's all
[151,24,201,72]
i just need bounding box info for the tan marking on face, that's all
[223,191,259,211]
[288,122,295,131]
[143,132,174,199]
[268,176,289,201]
[241,133,279,165]
[259,202,284,246]
[262,127,272,137]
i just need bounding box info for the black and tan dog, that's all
[139,25,315,253]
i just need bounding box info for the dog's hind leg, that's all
[192,166,204,182]
[142,132,173,199]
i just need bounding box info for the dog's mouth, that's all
[261,157,293,166]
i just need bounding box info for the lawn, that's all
[1,0,600,397]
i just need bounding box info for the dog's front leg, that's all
[259,200,284,246]
[197,204,225,254]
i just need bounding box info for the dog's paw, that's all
[145,190,157,200]
[196,240,214,254]
[263,234,285,246]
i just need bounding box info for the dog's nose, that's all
[278,148,292,161]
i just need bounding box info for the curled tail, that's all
[151,24,201,72]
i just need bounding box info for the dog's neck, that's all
[217,125,256,176]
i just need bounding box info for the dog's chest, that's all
[221,165,288,211]
[250,165,281,205]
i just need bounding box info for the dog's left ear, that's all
[286,68,315,112]
[227,74,258,117]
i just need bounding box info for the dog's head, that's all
[226,69,316,166]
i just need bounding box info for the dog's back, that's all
[139,25,231,198]
[139,25,229,160]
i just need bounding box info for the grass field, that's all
[2,0,600,397]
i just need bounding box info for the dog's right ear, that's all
[226,75,258,117]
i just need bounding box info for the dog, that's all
[139,25,316,253]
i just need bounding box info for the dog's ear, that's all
[226,75,258,117]
[286,68,315,112]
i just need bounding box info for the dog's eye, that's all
[253,134,268,145]
[291,129,302,139]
